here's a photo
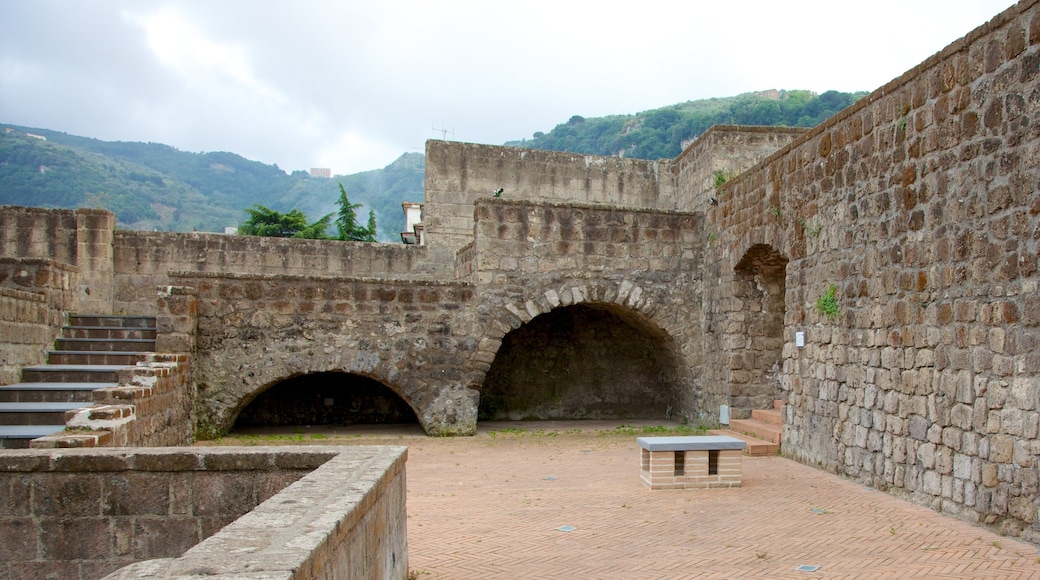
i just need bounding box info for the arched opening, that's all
[478,302,684,421]
[730,244,788,417]
[233,372,419,429]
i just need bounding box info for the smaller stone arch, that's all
[231,371,420,430]
[728,243,789,417]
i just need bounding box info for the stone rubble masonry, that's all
[0,446,406,580]
[702,0,1040,542]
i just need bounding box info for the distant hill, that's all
[505,89,868,159]
[0,89,865,236]
[0,126,423,239]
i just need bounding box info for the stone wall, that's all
[673,125,809,211]
[112,231,449,315]
[0,447,324,579]
[467,199,715,423]
[423,141,678,263]
[176,272,481,438]
[703,0,1040,541]
[103,446,408,580]
[0,287,51,385]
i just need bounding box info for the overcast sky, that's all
[0,1,1017,175]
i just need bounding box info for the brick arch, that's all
[726,243,789,418]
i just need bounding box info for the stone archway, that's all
[478,301,684,421]
[232,371,419,429]
[729,244,788,418]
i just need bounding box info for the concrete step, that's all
[54,338,155,352]
[0,382,110,403]
[774,399,783,410]
[708,429,779,456]
[68,315,156,329]
[47,351,145,365]
[21,364,129,383]
[61,326,156,340]
[0,425,67,449]
[728,418,782,444]
[751,407,782,426]
[0,402,90,425]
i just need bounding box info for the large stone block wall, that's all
[423,141,678,263]
[112,231,449,315]
[0,446,406,580]
[705,0,1040,541]
[175,272,482,437]
[0,447,319,579]
[467,199,716,423]
[0,287,51,385]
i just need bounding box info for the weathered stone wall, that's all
[176,272,482,437]
[0,287,51,385]
[423,141,678,264]
[705,0,1040,541]
[0,258,76,384]
[103,446,408,580]
[467,199,716,424]
[673,125,809,211]
[0,447,324,580]
[112,231,449,315]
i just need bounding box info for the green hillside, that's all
[0,89,864,237]
[506,90,868,159]
[0,126,422,239]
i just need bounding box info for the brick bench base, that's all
[637,436,746,490]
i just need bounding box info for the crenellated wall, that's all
[423,142,678,263]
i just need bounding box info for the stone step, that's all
[61,326,157,340]
[728,418,782,444]
[0,402,90,425]
[48,351,145,366]
[68,315,156,329]
[0,425,67,449]
[751,407,782,426]
[0,382,110,403]
[53,338,156,352]
[707,429,779,456]
[21,364,129,383]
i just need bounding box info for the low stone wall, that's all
[112,231,448,315]
[0,446,407,580]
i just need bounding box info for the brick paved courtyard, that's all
[224,422,1040,578]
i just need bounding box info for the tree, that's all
[239,204,330,238]
[335,183,377,242]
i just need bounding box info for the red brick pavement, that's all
[224,422,1040,578]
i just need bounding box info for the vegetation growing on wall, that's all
[814,284,840,320]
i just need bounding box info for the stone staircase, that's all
[710,400,783,456]
[0,315,156,449]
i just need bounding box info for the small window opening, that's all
[708,450,719,475]
[674,451,685,476]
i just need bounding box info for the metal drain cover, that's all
[556,526,577,532]
[795,565,821,572]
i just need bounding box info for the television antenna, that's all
[432,126,454,140]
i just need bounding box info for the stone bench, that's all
[638,435,746,490]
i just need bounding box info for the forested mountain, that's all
[0,89,864,236]
[506,90,868,159]
[0,126,423,239]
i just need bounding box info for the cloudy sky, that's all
[0,1,1017,175]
